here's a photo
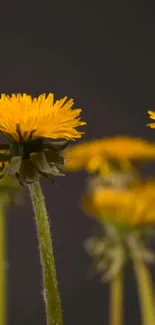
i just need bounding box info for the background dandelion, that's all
[66,137,155,325]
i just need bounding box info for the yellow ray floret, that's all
[147,110,155,128]
[64,136,155,172]
[0,93,86,141]
[82,181,155,225]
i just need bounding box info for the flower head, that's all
[0,93,86,185]
[64,136,155,173]
[0,93,85,141]
[82,180,155,226]
[83,177,155,281]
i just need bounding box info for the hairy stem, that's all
[29,181,63,325]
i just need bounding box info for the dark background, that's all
[0,0,155,324]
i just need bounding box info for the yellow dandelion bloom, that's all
[0,93,86,185]
[64,136,155,172]
[0,93,86,141]
[147,110,155,128]
[82,181,155,225]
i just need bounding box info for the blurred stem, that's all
[133,257,155,325]
[110,271,123,325]
[29,181,63,325]
[0,204,6,325]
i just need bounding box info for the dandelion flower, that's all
[82,181,155,226]
[0,93,86,184]
[64,136,155,173]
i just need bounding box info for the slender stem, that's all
[109,271,123,325]
[0,204,6,325]
[133,257,155,325]
[28,181,63,325]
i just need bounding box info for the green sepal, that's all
[6,156,22,175]
[9,142,24,157]
[30,152,52,174]
[101,246,125,282]
[37,170,56,183]
[30,151,65,177]
[44,149,64,165]
[43,140,70,152]
[44,149,65,176]
[15,173,25,186]
[19,159,40,184]
[48,165,65,176]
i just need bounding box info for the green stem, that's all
[0,204,6,325]
[109,271,123,325]
[28,181,63,325]
[133,257,155,325]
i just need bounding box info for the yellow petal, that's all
[0,93,86,142]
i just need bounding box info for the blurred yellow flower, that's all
[64,136,155,173]
[82,181,155,225]
[147,110,155,128]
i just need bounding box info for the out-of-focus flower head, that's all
[65,133,155,281]
[0,93,86,185]
[83,174,155,281]
[64,136,155,174]
[82,179,155,226]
